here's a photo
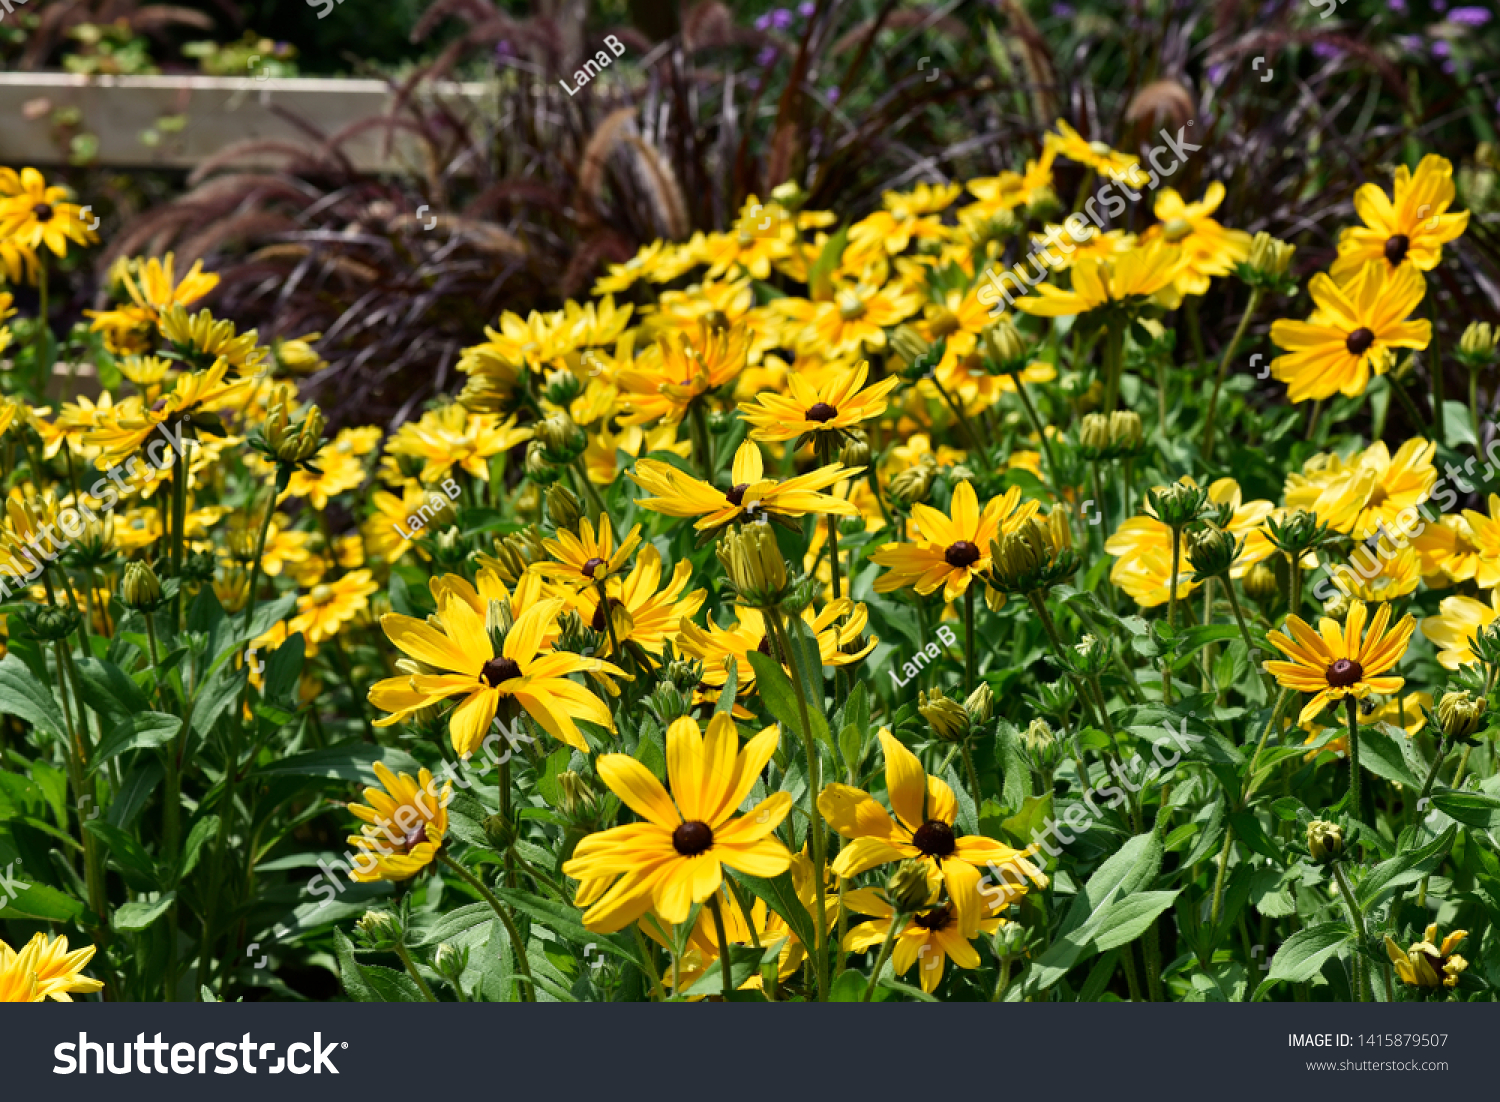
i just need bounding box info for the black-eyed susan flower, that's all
[289,569,378,647]
[1282,437,1437,540]
[1269,262,1431,402]
[385,405,532,485]
[675,599,876,694]
[1012,240,1185,317]
[1043,119,1140,181]
[567,545,704,663]
[871,481,1037,603]
[1139,182,1252,300]
[346,761,452,882]
[738,360,900,445]
[0,933,104,1001]
[0,167,98,263]
[1266,599,1416,725]
[1332,155,1470,279]
[630,440,862,531]
[617,322,749,427]
[1421,590,1500,670]
[562,714,793,932]
[535,514,643,588]
[1385,924,1468,989]
[158,305,267,375]
[818,730,1044,938]
[370,596,621,755]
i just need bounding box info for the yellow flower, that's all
[1302,693,1429,760]
[1456,493,1500,588]
[290,569,378,646]
[617,322,749,427]
[370,597,622,756]
[1412,513,1482,586]
[842,871,1016,994]
[1326,541,1421,603]
[1420,589,1500,670]
[1140,183,1252,299]
[569,545,705,662]
[675,599,876,692]
[0,167,98,263]
[385,406,530,486]
[536,514,643,588]
[872,482,1037,603]
[782,279,924,358]
[1269,262,1431,402]
[631,440,861,531]
[1385,924,1468,989]
[0,933,104,1001]
[562,714,793,932]
[1266,600,1416,725]
[966,146,1057,213]
[819,730,1044,938]
[738,360,899,443]
[1282,438,1436,540]
[1043,120,1140,181]
[844,183,962,268]
[1013,241,1185,317]
[280,444,366,510]
[1332,155,1470,279]
[158,305,267,375]
[87,252,218,353]
[346,761,451,883]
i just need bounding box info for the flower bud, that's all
[524,439,563,485]
[994,920,1028,956]
[1186,525,1239,580]
[1020,717,1062,772]
[1071,633,1110,676]
[1243,560,1279,602]
[1107,410,1144,453]
[458,372,512,414]
[1025,185,1061,222]
[483,812,516,850]
[983,317,1029,369]
[17,604,82,642]
[121,560,165,611]
[557,770,598,819]
[1438,690,1486,739]
[537,410,585,462]
[889,325,938,375]
[888,460,936,506]
[840,430,871,470]
[964,683,995,728]
[355,909,404,950]
[919,688,970,742]
[1146,481,1208,528]
[543,367,583,407]
[717,523,789,608]
[546,483,583,530]
[1306,819,1343,864]
[1322,591,1350,622]
[1078,412,1111,456]
[1245,231,1296,281]
[432,942,469,983]
[886,858,934,914]
[1460,321,1495,358]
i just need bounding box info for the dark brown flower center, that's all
[805,401,838,423]
[725,483,749,506]
[32,202,52,222]
[1383,234,1410,265]
[945,540,980,568]
[1326,657,1363,688]
[581,556,605,578]
[912,905,954,931]
[672,820,714,856]
[399,824,429,853]
[1345,327,1375,357]
[480,656,522,686]
[912,819,957,858]
[756,635,774,655]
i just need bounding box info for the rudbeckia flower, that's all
[1302,693,1429,760]
[872,482,1038,603]
[1139,183,1252,300]
[1385,924,1468,989]
[289,569,379,646]
[818,731,1044,938]
[562,714,793,932]
[1421,590,1500,670]
[535,514,643,587]
[0,167,98,261]
[0,933,104,1001]
[346,761,451,882]
[1332,155,1470,279]
[385,405,532,484]
[1013,241,1185,318]
[966,146,1057,213]
[569,545,705,662]
[738,360,900,443]
[370,596,622,756]
[1281,438,1436,540]
[1455,493,1500,589]
[675,599,877,692]
[1266,599,1416,725]
[1412,513,1483,586]
[1269,262,1431,402]
[1043,119,1141,181]
[630,440,862,531]
[617,322,750,426]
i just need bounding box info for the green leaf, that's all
[1356,825,1456,910]
[89,711,180,774]
[1356,726,1422,789]
[683,945,763,996]
[253,741,421,785]
[85,819,161,891]
[0,654,66,735]
[727,869,818,956]
[491,886,643,968]
[1090,890,1181,951]
[333,928,376,1001]
[1431,792,1500,831]
[747,651,832,749]
[994,720,1030,811]
[1032,832,1163,988]
[73,657,151,725]
[1262,921,1353,986]
[0,879,84,922]
[1227,810,1283,864]
[713,660,739,718]
[262,633,306,707]
[808,223,850,301]
[114,891,176,932]
[180,815,221,879]
[829,968,870,1002]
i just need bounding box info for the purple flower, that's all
[754,13,771,30]
[1206,62,1227,85]
[1396,33,1424,49]
[494,39,513,59]
[798,1,815,16]
[1312,40,1344,59]
[1431,39,1451,56]
[756,46,777,67]
[1387,0,1406,12]
[1442,59,1457,74]
[827,86,840,103]
[1053,1,1075,14]
[769,7,793,29]
[1433,0,1447,9]
[1447,6,1492,25]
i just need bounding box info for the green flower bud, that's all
[121,560,165,611]
[886,858,934,914]
[1243,560,1279,602]
[983,317,1029,370]
[537,411,585,463]
[17,604,82,641]
[919,688,970,743]
[717,523,789,609]
[543,367,583,407]
[458,372,512,415]
[557,770,598,819]
[524,439,563,485]
[888,460,936,506]
[1078,412,1111,457]
[1185,525,1240,580]
[432,942,469,983]
[1307,819,1343,865]
[1438,690,1486,739]
[1108,410,1144,454]
[1146,481,1209,529]
[546,483,583,530]
[1460,321,1495,359]
[964,683,995,729]
[840,430,871,470]
[355,909,404,950]
[483,813,516,850]
[1071,633,1110,677]
[889,325,941,378]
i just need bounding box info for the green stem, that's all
[1225,580,1278,701]
[1201,288,1261,456]
[1345,696,1364,823]
[930,373,988,465]
[863,912,905,1001]
[991,953,1013,1002]
[1416,734,1451,810]
[1164,524,1183,704]
[1102,323,1125,413]
[1009,370,1057,491]
[708,893,737,999]
[1428,293,1446,445]
[437,852,535,1002]
[960,741,982,816]
[963,585,976,696]
[1332,861,1369,1002]
[1470,367,1482,447]
[632,926,669,1002]
[394,944,438,1002]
